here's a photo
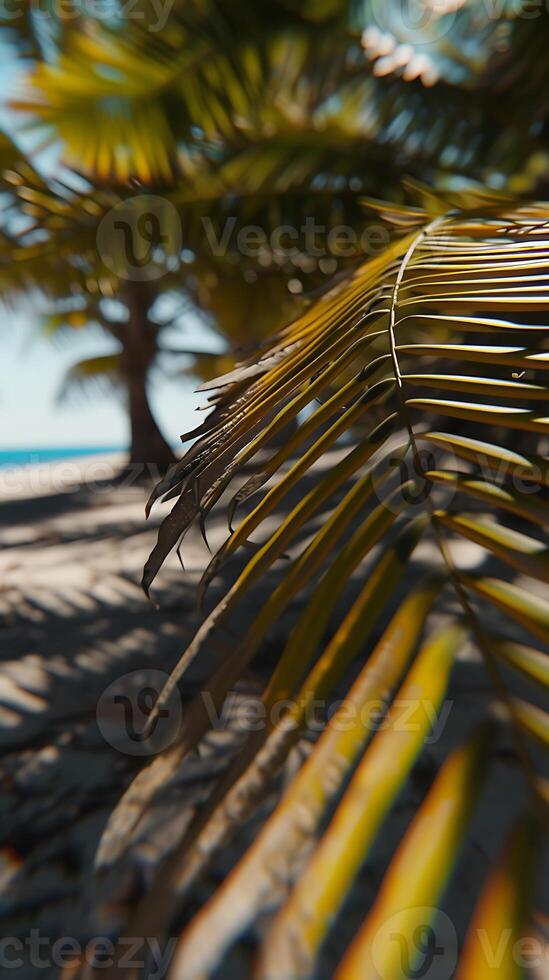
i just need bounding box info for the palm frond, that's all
[334,722,499,980]
[454,815,539,980]
[91,198,548,977]
[58,353,122,403]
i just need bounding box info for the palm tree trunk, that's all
[118,283,177,473]
[125,365,176,472]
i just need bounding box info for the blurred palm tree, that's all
[2,0,549,468]
[0,2,365,467]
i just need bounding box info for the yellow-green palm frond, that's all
[11,28,185,184]
[91,197,548,978]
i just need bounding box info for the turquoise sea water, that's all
[0,447,122,468]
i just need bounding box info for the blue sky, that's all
[0,49,208,449]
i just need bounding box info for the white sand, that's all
[0,454,544,979]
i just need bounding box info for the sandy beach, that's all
[2,453,546,978]
[0,453,329,978]
[0,457,212,972]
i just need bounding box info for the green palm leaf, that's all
[454,816,539,980]
[335,723,496,980]
[94,198,548,977]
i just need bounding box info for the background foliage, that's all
[0,3,548,978]
[2,0,549,465]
